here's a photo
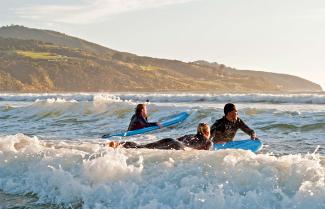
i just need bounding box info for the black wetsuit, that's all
[121,133,212,150]
[177,134,212,150]
[127,114,158,131]
[210,116,255,143]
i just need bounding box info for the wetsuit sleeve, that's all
[144,138,185,150]
[210,121,218,138]
[122,141,143,148]
[177,135,212,150]
[193,138,213,150]
[140,116,158,127]
[210,120,224,143]
[128,115,159,131]
[205,140,213,150]
[238,118,255,136]
[122,139,185,150]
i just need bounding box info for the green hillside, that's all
[0,25,322,92]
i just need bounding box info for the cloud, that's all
[14,0,196,24]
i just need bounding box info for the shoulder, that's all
[134,114,145,119]
[212,117,226,128]
[130,114,143,121]
[236,117,245,124]
[218,117,227,123]
[196,134,210,142]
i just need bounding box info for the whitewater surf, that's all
[0,92,324,209]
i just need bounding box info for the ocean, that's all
[0,92,324,209]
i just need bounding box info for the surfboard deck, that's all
[213,139,263,153]
[102,112,189,139]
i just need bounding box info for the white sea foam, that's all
[35,98,78,103]
[93,94,129,103]
[114,93,325,104]
[0,92,324,208]
[1,92,325,104]
[0,134,324,209]
[0,93,93,102]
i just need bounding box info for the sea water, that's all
[0,92,324,209]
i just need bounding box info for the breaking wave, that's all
[0,134,324,209]
[1,93,325,104]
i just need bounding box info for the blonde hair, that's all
[197,123,210,135]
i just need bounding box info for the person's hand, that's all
[157,122,163,129]
[215,141,227,144]
[251,132,257,140]
[107,141,120,148]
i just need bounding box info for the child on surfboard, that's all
[107,123,212,150]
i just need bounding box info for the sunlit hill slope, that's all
[0,25,322,92]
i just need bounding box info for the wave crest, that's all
[0,137,324,208]
[1,93,325,104]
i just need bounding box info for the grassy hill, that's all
[0,25,322,92]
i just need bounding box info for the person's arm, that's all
[212,130,227,143]
[128,115,155,131]
[156,122,163,128]
[194,139,213,150]
[140,116,161,128]
[210,120,226,143]
[205,140,213,150]
[210,122,217,140]
[238,118,256,139]
[195,138,213,150]
[177,135,212,150]
[143,116,163,128]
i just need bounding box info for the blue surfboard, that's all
[213,139,263,153]
[102,112,189,139]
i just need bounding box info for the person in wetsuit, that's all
[210,103,257,143]
[108,123,212,150]
[128,104,162,131]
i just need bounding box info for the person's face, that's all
[205,127,211,139]
[227,109,238,122]
[142,106,148,117]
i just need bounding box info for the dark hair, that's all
[224,103,236,116]
[135,104,145,116]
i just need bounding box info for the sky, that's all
[1,0,325,90]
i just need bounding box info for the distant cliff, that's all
[0,25,322,92]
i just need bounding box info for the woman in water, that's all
[127,103,162,131]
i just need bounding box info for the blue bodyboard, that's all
[213,139,263,153]
[102,112,189,139]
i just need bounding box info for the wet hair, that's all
[224,103,236,116]
[135,104,146,116]
[197,123,210,135]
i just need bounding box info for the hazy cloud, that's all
[14,0,196,24]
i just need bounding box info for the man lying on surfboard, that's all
[128,104,162,131]
[107,123,212,150]
[210,103,257,143]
